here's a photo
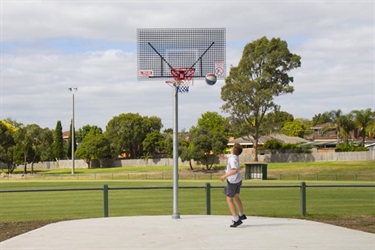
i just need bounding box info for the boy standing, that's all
[220,143,247,227]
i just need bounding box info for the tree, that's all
[197,111,230,136]
[162,129,174,158]
[312,112,332,126]
[280,118,311,138]
[0,120,16,173]
[77,125,102,143]
[338,113,355,143]
[184,112,229,170]
[328,109,344,142]
[67,120,77,159]
[37,128,54,162]
[179,134,194,170]
[29,127,54,173]
[2,117,23,130]
[221,36,301,161]
[13,124,46,174]
[75,134,92,168]
[262,110,294,134]
[75,129,112,168]
[351,108,374,146]
[189,126,228,170]
[87,134,112,168]
[143,130,164,158]
[105,113,162,159]
[52,121,65,160]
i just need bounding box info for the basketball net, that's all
[166,68,195,93]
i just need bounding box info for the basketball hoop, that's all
[137,28,226,220]
[167,68,195,93]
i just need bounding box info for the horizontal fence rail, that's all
[1,183,374,218]
[2,172,375,182]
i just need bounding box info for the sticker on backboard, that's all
[139,70,154,77]
[215,61,225,76]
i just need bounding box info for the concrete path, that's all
[1,215,374,250]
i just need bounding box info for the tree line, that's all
[1,36,374,173]
[1,107,373,174]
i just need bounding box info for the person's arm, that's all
[220,168,237,181]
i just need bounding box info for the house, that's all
[227,133,308,150]
[62,131,70,143]
[365,143,375,151]
[311,122,338,141]
[310,122,375,151]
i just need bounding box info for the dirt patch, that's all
[0,220,60,242]
[309,215,375,234]
[1,216,373,242]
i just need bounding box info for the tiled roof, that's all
[228,133,308,145]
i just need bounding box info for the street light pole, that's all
[68,87,78,175]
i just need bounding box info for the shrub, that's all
[264,139,282,150]
[264,140,311,153]
[336,143,368,152]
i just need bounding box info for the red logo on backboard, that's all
[215,61,224,76]
[139,70,154,77]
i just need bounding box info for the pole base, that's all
[172,213,180,219]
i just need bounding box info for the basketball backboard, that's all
[137,28,226,81]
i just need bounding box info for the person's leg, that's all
[224,182,243,227]
[227,195,242,227]
[226,196,238,216]
[234,194,247,220]
[234,194,243,214]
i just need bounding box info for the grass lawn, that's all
[267,161,375,181]
[1,161,374,241]
[1,180,373,220]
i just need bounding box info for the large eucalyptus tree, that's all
[221,36,301,161]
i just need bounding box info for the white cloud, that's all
[1,0,374,132]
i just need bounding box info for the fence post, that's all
[103,184,109,217]
[205,182,211,215]
[300,182,306,217]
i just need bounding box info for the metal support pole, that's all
[172,85,180,219]
[300,182,306,217]
[103,184,109,217]
[205,183,211,215]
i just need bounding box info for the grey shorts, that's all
[223,180,242,198]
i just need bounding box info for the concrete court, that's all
[1,215,374,250]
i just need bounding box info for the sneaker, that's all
[230,219,243,228]
[239,214,247,220]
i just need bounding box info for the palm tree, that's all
[339,113,355,143]
[351,109,375,146]
[329,109,344,142]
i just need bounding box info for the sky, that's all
[1,0,374,133]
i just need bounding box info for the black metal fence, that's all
[1,182,374,218]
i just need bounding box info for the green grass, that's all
[266,161,375,181]
[267,161,375,174]
[1,161,374,232]
[0,180,374,223]
[9,160,375,175]
[5,160,375,182]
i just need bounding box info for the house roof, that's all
[62,131,70,139]
[311,122,334,130]
[228,133,308,145]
